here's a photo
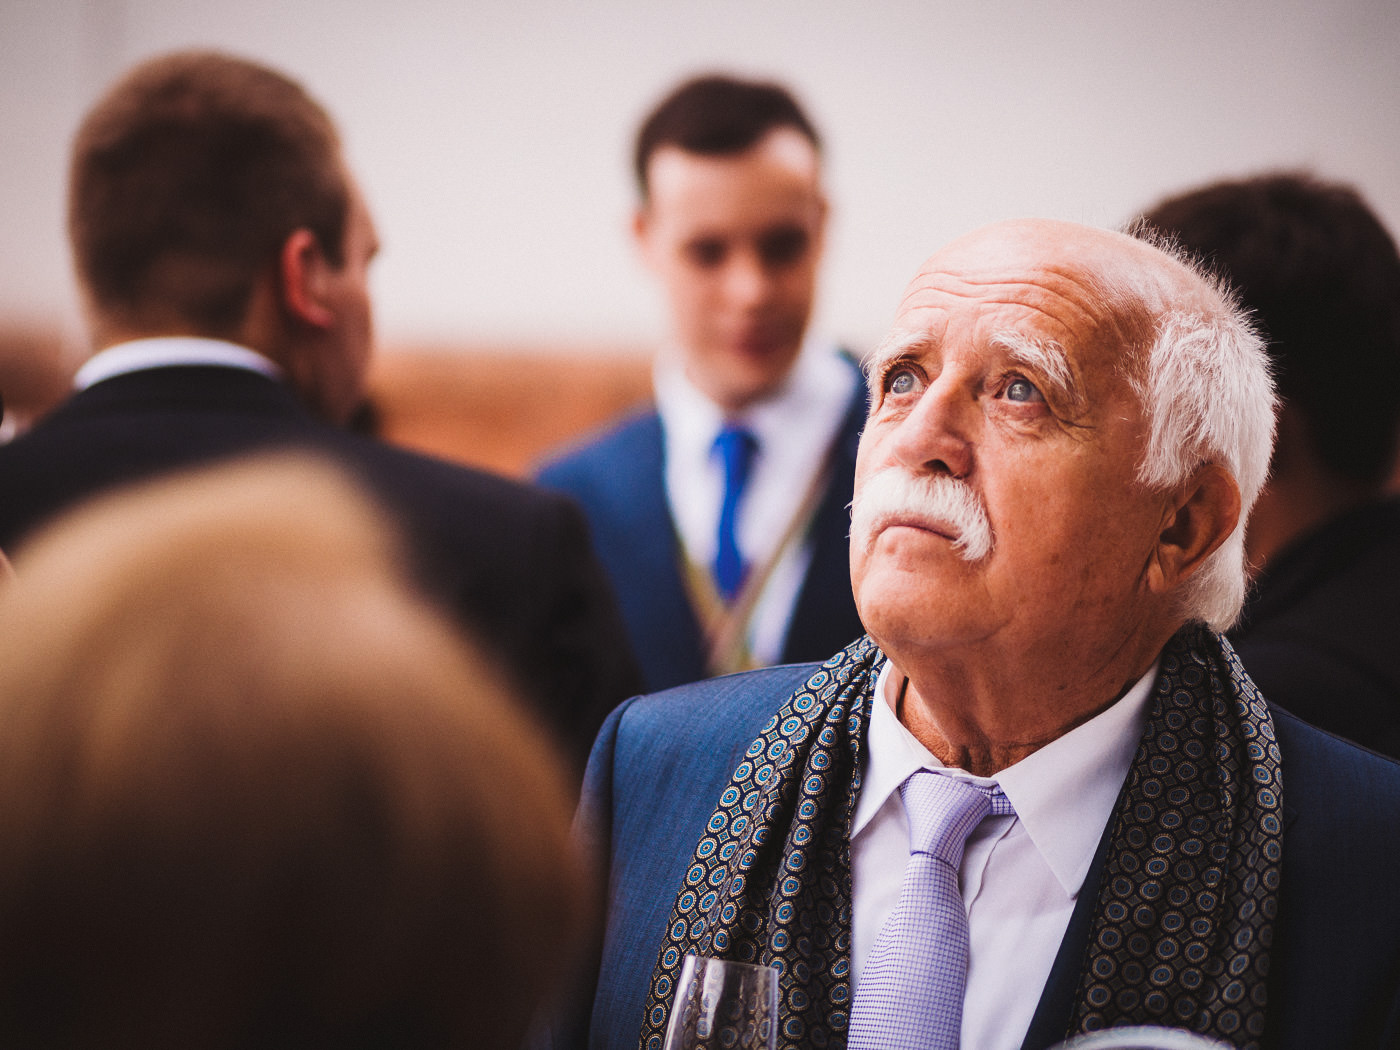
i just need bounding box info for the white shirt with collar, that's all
[850,659,1156,1050]
[654,338,860,664]
[73,336,283,390]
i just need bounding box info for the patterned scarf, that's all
[639,626,1282,1050]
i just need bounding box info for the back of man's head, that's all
[69,50,348,340]
[633,73,821,198]
[1139,173,1400,487]
[0,453,591,1049]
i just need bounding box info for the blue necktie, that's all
[848,770,1015,1050]
[712,424,758,602]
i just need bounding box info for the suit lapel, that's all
[617,415,710,689]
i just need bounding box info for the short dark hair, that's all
[633,74,821,199]
[69,50,349,337]
[1139,173,1400,485]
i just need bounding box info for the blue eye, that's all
[887,368,919,396]
[1005,377,1041,402]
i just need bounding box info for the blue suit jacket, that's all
[563,661,1400,1050]
[536,359,868,693]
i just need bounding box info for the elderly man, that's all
[538,75,865,692]
[561,220,1400,1050]
[0,51,639,772]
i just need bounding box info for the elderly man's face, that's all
[850,222,1171,667]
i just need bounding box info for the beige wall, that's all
[3,0,1399,360]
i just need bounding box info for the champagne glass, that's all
[661,955,779,1050]
[1050,1027,1232,1050]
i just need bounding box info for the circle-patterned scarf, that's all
[638,625,1282,1050]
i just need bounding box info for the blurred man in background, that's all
[0,453,591,1049]
[538,74,865,692]
[0,50,640,772]
[1140,173,1400,756]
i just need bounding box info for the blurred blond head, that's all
[0,453,590,1049]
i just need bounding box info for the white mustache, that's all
[849,470,994,562]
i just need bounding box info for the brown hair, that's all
[69,50,349,337]
[633,73,821,199]
[0,454,591,1049]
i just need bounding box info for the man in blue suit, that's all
[538,75,865,692]
[560,219,1400,1050]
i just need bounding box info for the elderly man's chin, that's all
[854,574,988,662]
[853,533,988,639]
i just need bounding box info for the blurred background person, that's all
[1139,173,1400,757]
[0,49,640,774]
[0,452,592,1050]
[539,74,865,693]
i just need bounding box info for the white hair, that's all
[1123,246,1277,630]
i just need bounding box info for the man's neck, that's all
[886,627,1171,776]
[1246,472,1375,569]
[1245,407,1378,569]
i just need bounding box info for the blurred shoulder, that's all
[333,430,579,521]
[536,410,661,488]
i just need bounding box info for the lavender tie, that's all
[848,770,1015,1050]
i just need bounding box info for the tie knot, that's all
[899,771,1011,866]
[713,424,758,482]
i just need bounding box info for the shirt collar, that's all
[653,335,852,450]
[854,657,1157,897]
[74,337,283,390]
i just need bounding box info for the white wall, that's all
[3,0,1398,358]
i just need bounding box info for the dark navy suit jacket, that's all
[0,364,642,773]
[1228,497,1400,759]
[563,661,1400,1050]
[536,360,868,693]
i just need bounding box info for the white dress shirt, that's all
[654,339,859,664]
[74,336,282,390]
[850,659,1156,1050]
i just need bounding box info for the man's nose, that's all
[722,250,775,308]
[888,376,975,479]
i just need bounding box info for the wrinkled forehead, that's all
[893,220,1181,359]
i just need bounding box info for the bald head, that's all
[889,220,1230,361]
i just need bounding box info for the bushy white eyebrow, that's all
[989,331,1086,413]
[863,330,929,386]
[865,328,1087,412]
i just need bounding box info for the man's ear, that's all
[631,206,658,270]
[1147,463,1242,595]
[278,229,335,329]
[811,192,830,258]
